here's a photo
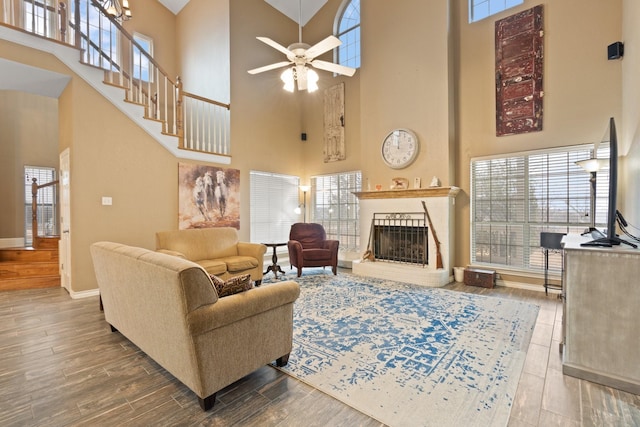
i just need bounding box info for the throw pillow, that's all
[210,274,253,298]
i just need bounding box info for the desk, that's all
[562,234,640,394]
[263,243,287,279]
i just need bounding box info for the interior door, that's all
[59,148,71,291]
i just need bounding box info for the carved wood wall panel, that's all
[324,82,346,162]
[495,5,544,136]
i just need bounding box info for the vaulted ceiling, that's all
[157,0,328,25]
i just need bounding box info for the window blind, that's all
[250,171,299,245]
[471,144,609,273]
[311,171,361,250]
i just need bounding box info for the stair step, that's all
[0,275,60,291]
[103,80,130,90]
[0,248,58,263]
[0,261,59,279]
[34,236,60,250]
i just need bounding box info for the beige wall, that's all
[176,0,229,103]
[622,0,640,225]
[455,0,622,270]
[0,91,59,238]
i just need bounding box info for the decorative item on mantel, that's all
[429,176,440,187]
[390,177,409,190]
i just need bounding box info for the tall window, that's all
[471,144,610,273]
[133,33,153,82]
[78,0,119,71]
[22,0,59,38]
[469,0,523,23]
[335,0,360,69]
[24,166,58,246]
[311,171,361,250]
[250,171,300,245]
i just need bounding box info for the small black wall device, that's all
[608,42,624,60]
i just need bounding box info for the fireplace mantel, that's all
[354,186,460,200]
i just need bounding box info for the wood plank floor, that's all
[1,274,638,426]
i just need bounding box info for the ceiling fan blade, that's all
[247,61,291,75]
[256,37,294,57]
[305,35,342,60]
[310,60,357,77]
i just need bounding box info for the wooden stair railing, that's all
[31,178,60,250]
[1,0,230,157]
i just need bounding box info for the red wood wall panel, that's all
[495,5,544,136]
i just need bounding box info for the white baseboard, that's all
[0,238,25,248]
[68,288,100,299]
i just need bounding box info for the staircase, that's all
[0,244,61,291]
[0,0,231,164]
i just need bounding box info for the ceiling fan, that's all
[247,3,356,92]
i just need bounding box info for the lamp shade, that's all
[576,158,606,173]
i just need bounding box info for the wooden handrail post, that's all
[31,178,39,245]
[59,2,67,43]
[176,76,184,148]
[74,0,81,49]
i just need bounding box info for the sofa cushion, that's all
[221,256,259,273]
[210,274,253,297]
[197,259,227,275]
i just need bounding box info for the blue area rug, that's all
[272,272,539,427]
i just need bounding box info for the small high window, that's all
[335,0,360,69]
[469,0,523,23]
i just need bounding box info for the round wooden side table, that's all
[262,242,287,279]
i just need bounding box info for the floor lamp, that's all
[575,158,605,235]
[294,185,310,223]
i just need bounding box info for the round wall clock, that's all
[381,128,419,169]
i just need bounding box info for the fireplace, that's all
[371,213,427,265]
[353,187,460,287]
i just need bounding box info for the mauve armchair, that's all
[287,223,339,277]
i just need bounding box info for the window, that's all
[133,33,153,82]
[471,144,609,274]
[22,0,59,38]
[24,166,58,246]
[78,0,120,71]
[250,171,300,245]
[311,171,361,250]
[335,0,360,69]
[469,0,523,23]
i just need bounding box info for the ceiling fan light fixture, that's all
[281,68,295,92]
[307,68,319,92]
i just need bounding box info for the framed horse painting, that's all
[178,162,240,229]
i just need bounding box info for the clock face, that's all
[381,129,419,169]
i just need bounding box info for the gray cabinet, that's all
[562,234,640,394]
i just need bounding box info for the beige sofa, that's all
[90,241,300,410]
[156,227,267,285]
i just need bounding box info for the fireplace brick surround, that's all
[353,187,460,287]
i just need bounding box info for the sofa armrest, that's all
[156,249,188,260]
[187,280,300,335]
[237,242,267,260]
